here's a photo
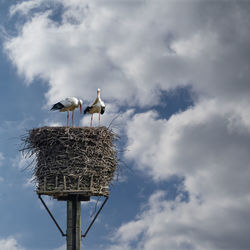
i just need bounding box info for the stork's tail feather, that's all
[84,106,91,114]
[101,106,105,115]
[50,102,64,111]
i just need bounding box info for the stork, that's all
[50,97,83,127]
[84,88,105,126]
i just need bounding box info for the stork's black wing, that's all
[50,102,64,111]
[84,106,91,114]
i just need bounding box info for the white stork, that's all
[50,97,83,127]
[84,88,105,126]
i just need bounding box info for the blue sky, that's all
[1,0,250,250]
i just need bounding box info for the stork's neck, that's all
[97,92,100,98]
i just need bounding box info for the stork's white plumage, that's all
[51,97,83,127]
[84,88,105,126]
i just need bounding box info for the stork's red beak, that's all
[80,104,82,114]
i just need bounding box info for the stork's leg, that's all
[67,111,69,127]
[72,110,74,127]
[90,114,93,127]
[99,113,101,126]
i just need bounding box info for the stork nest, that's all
[21,126,118,199]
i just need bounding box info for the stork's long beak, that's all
[80,104,82,114]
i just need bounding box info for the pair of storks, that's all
[51,88,105,127]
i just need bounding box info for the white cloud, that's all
[0,152,4,166]
[108,98,250,249]
[171,33,209,58]
[0,237,25,250]
[47,122,63,127]
[125,99,250,195]
[11,153,36,188]
[9,0,46,17]
[11,153,35,170]
[41,119,63,127]
[4,1,138,106]
[6,1,250,108]
[109,189,250,250]
[53,244,66,250]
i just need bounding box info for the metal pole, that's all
[82,196,108,238]
[38,195,66,237]
[67,195,81,250]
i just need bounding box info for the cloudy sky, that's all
[1,0,250,249]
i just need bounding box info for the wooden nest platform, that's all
[22,126,118,200]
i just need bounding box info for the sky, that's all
[0,0,250,249]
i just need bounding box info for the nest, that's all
[21,126,118,200]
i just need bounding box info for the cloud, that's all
[0,152,4,166]
[41,119,63,127]
[125,99,250,194]
[0,237,25,250]
[53,244,66,250]
[108,98,250,249]
[5,1,250,108]
[11,153,35,170]
[109,188,250,250]
[4,1,138,106]
[9,0,46,17]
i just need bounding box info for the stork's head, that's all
[97,88,101,97]
[79,99,83,114]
